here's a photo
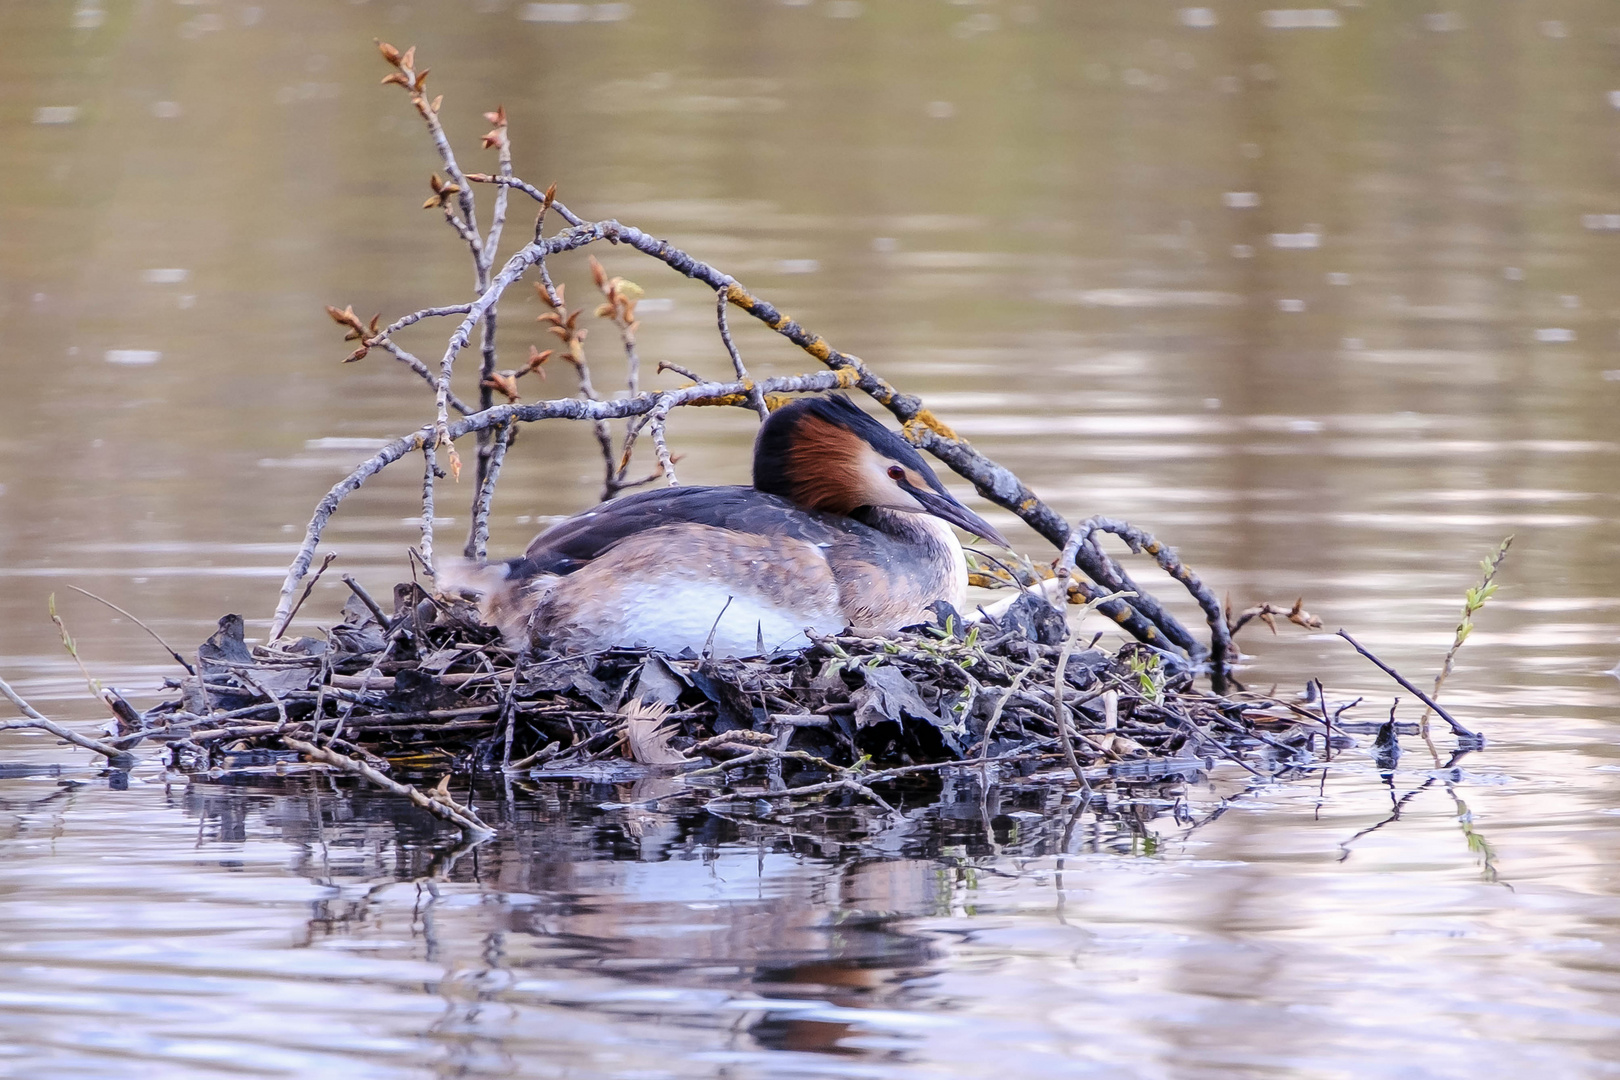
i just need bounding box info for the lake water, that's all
[2,2,1619,1076]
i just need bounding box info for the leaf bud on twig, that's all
[536,281,564,310]
[423,173,460,209]
[481,372,521,402]
[377,40,402,66]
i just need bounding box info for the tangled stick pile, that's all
[4,45,1490,840]
[134,582,1338,839]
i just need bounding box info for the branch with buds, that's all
[293,44,1221,672]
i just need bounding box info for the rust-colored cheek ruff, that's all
[781,415,869,515]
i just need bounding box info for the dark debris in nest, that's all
[118,582,1363,836]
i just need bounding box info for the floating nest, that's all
[116,582,1360,836]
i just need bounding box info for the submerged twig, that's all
[285,736,493,838]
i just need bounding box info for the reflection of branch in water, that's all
[1053,796,1087,925]
[1336,747,1476,864]
[1446,783,1508,887]
[421,831,486,881]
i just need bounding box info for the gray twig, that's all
[648,393,679,486]
[718,285,768,419]
[280,551,339,637]
[66,585,196,676]
[0,675,137,768]
[464,173,586,227]
[420,443,441,576]
[1052,633,1088,785]
[657,360,704,383]
[1336,630,1480,741]
[467,420,513,561]
[268,367,854,638]
[342,575,393,631]
[372,342,472,415]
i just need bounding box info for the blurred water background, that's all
[2,1,1619,1076]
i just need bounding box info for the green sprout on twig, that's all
[48,592,101,696]
[1418,536,1512,757]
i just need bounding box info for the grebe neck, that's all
[854,506,945,546]
[852,507,969,608]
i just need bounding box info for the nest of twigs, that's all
[117,580,1356,836]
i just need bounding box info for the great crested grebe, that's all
[444,394,1009,657]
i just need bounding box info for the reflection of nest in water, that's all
[133,583,1357,835]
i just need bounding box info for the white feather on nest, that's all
[622,699,689,765]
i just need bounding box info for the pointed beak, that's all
[904,483,1012,548]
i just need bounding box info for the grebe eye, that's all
[887,465,906,481]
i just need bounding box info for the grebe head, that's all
[753,395,1010,547]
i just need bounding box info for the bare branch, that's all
[376,304,475,339]
[381,45,480,244]
[477,107,512,279]
[647,393,680,486]
[467,421,513,561]
[657,360,704,383]
[717,284,768,419]
[1336,630,1480,741]
[66,585,196,675]
[268,369,853,639]
[464,173,586,227]
[0,675,137,768]
[419,443,442,577]
[1059,517,1226,666]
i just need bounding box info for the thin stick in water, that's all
[67,585,197,675]
[1052,634,1088,785]
[0,675,137,769]
[1336,629,1479,741]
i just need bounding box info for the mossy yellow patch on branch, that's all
[805,337,832,361]
[905,408,959,441]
